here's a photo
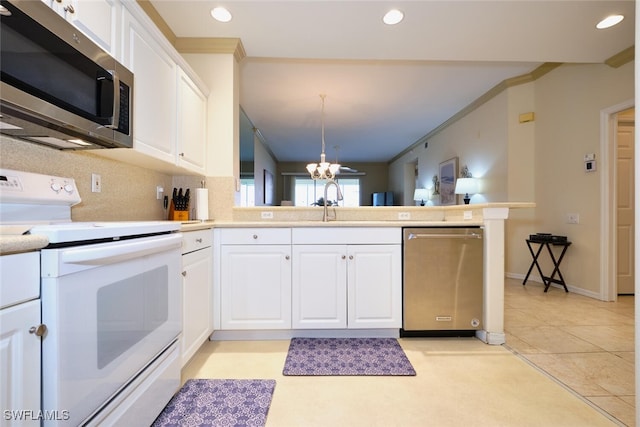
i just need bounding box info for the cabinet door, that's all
[122,10,176,163]
[0,300,41,426]
[292,245,347,329]
[70,0,118,56]
[181,247,212,367]
[220,245,291,330]
[347,245,402,328]
[176,67,207,174]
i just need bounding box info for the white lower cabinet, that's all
[217,227,401,333]
[292,244,402,329]
[0,301,41,427]
[1,252,42,426]
[347,245,402,328]
[292,245,347,329]
[181,230,213,367]
[220,244,292,330]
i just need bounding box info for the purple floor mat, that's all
[152,379,276,427]
[282,337,416,376]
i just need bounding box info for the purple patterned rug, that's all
[282,338,416,376]
[152,379,276,427]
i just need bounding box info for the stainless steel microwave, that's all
[0,0,133,149]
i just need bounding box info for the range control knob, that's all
[63,183,74,194]
[50,182,62,192]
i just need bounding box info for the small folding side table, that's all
[523,239,572,292]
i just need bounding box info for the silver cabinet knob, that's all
[341,255,346,260]
[181,271,187,277]
[29,324,47,337]
[64,4,75,13]
[196,238,203,243]
[253,234,258,239]
[349,255,354,260]
[285,255,290,260]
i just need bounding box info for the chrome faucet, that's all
[323,179,343,222]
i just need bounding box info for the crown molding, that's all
[135,0,176,44]
[174,38,247,62]
[605,46,634,68]
[389,62,563,164]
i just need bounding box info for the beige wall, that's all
[389,60,634,297]
[533,62,633,296]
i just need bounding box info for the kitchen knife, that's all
[184,189,190,211]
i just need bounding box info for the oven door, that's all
[40,233,182,426]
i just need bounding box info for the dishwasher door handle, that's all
[407,232,482,240]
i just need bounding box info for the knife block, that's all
[169,201,189,221]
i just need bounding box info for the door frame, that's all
[600,99,634,301]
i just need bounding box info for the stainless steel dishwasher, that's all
[402,227,483,336]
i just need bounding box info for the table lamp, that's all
[413,188,430,206]
[454,178,477,204]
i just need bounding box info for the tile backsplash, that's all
[1,137,172,221]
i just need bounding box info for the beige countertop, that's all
[210,220,483,228]
[0,234,49,255]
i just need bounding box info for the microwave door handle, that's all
[104,70,120,129]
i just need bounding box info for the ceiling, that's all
[150,1,635,164]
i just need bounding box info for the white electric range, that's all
[0,168,182,426]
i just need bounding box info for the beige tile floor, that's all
[182,278,631,426]
[504,278,635,427]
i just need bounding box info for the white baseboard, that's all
[210,329,400,341]
[505,272,602,300]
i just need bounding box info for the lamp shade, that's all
[413,188,430,201]
[454,178,478,195]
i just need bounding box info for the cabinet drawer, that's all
[292,227,401,245]
[220,228,291,245]
[1,252,40,309]
[182,229,212,254]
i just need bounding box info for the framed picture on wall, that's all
[263,169,274,205]
[439,157,458,205]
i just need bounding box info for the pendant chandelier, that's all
[306,94,340,180]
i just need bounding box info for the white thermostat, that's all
[584,153,596,173]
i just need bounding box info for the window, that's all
[293,178,360,207]
[239,178,255,207]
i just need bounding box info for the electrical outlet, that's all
[463,211,472,220]
[398,212,411,220]
[566,213,580,224]
[156,186,164,200]
[91,173,101,193]
[261,211,274,219]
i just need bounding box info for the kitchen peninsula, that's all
[207,202,533,346]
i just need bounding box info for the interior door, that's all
[616,108,635,294]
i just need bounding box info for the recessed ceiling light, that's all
[211,7,232,23]
[383,9,404,25]
[596,14,624,29]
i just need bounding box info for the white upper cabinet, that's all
[122,9,177,164]
[86,1,209,175]
[47,0,119,56]
[177,67,207,174]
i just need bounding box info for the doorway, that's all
[601,100,635,300]
[616,108,635,295]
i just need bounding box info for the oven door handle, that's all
[60,234,182,265]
